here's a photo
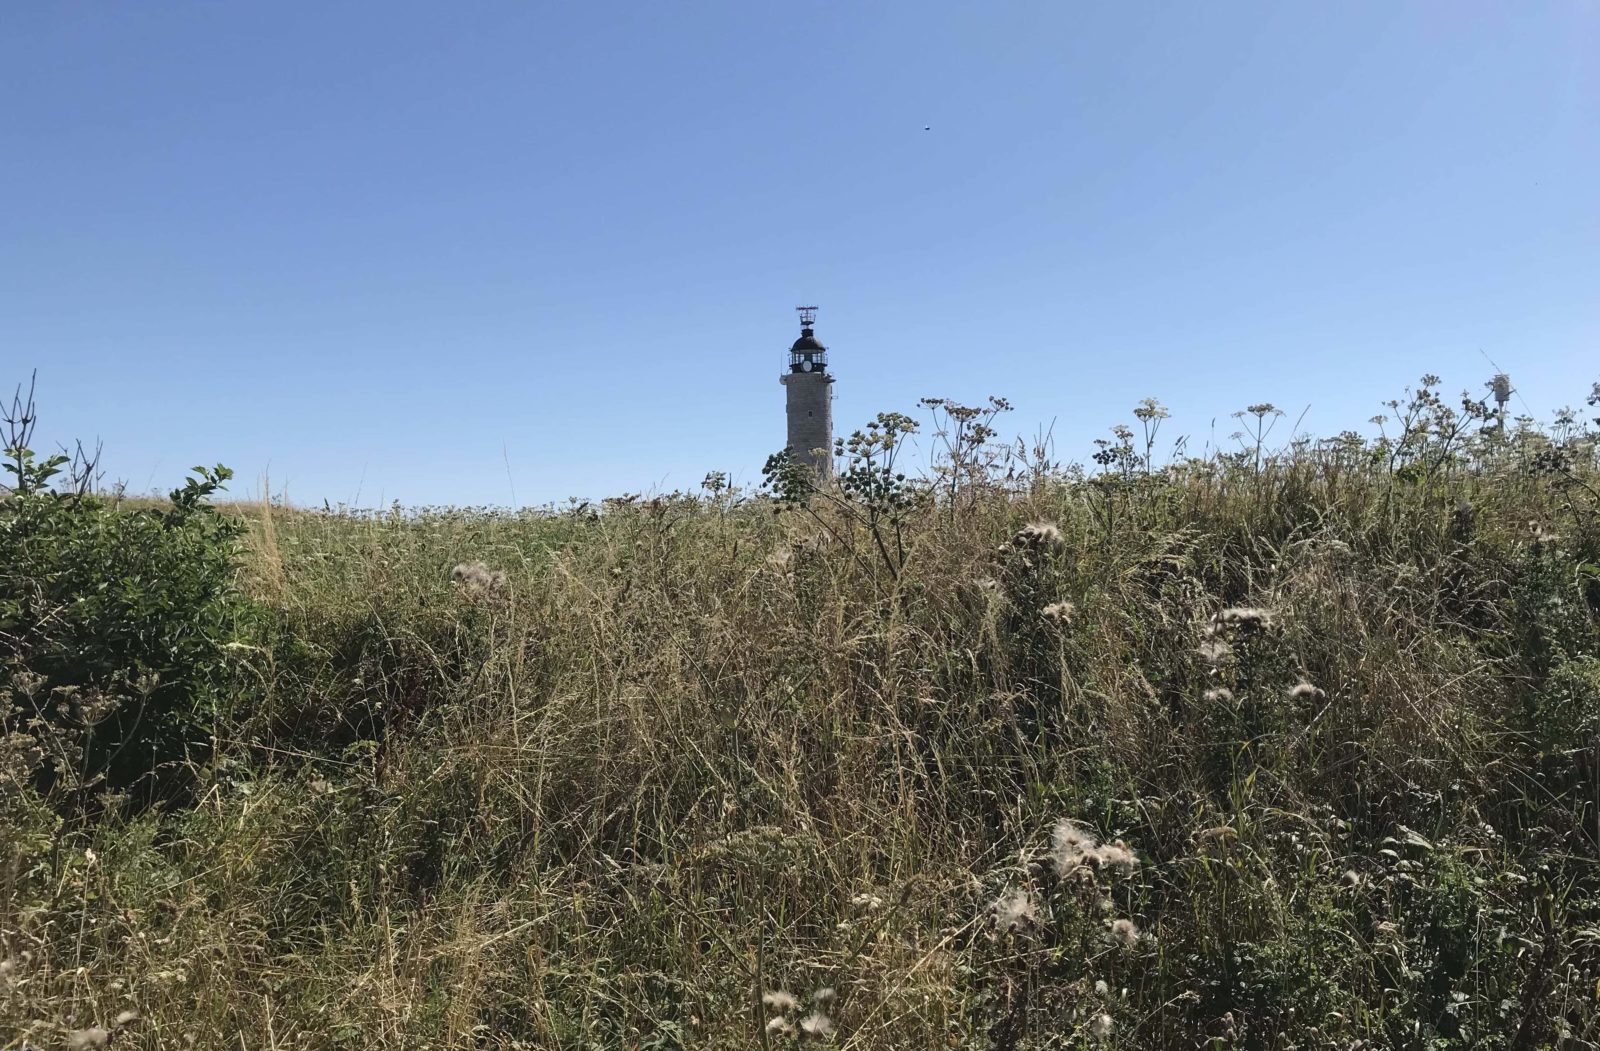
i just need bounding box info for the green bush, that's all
[1,442,246,801]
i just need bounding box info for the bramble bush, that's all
[1,384,246,803]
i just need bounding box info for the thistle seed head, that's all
[799,1011,834,1037]
[762,990,800,1014]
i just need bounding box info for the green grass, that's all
[4,385,1600,1049]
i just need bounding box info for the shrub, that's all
[1,400,246,801]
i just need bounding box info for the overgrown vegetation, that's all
[3,373,1599,1049]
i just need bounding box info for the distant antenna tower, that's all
[796,305,818,328]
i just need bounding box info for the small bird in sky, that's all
[924,125,931,131]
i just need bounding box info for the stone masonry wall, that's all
[781,371,834,478]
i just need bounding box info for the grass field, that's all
[3,381,1599,1049]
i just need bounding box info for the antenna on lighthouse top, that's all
[796,305,818,328]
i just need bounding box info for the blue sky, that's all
[3,2,1596,506]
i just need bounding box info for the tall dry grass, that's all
[4,382,1599,1049]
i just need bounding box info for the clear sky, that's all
[3,3,1596,506]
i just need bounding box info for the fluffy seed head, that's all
[1094,839,1139,875]
[68,1029,111,1051]
[766,1016,796,1037]
[799,1011,834,1037]
[1041,601,1076,626]
[450,561,508,595]
[1214,607,1274,632]
[1203,687,1234,703]
[1286,680,1324,701]
[1051,819,1101,876]
[1091,1012,1114,1040]
[1010,521,1065,553]
[762,990,800,1014]
[993,887,1037,934]
[1109,917,1141,947]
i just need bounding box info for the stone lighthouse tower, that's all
[780,306,834,479]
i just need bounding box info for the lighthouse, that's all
[779,306,834,479]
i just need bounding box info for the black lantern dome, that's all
[788,308,828,374]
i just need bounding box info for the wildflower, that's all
[766,1016,796,1038]
[0,732,45,784]
[1090,1012,1114,1040]
[10,669,44,699]
[1041,601,1075,626]
[992,887,1036,934]
[1286,681,1324,702]
[1214,607,1274,632]
[1203,687,1234,703]
[762,990,800,1014]
[1109,918,1141,947]
[58,687,121,727]
[67,1029,111,1051]
[799,1011,834,1038]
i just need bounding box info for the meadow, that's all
[3,377,1599,1049]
